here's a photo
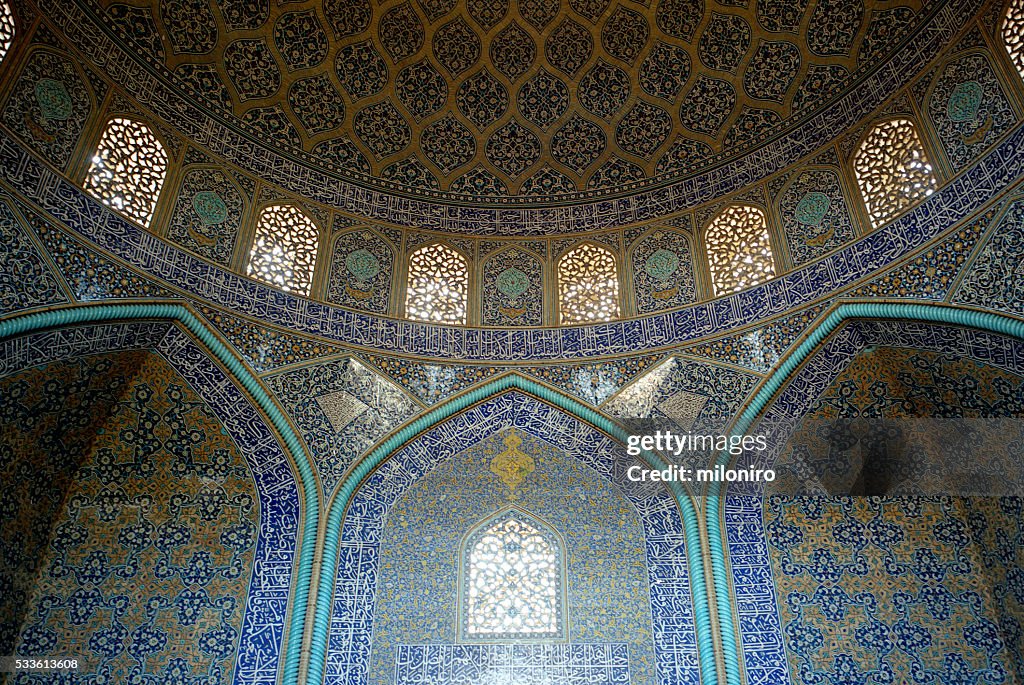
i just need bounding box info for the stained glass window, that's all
[84,118,168,227]
[405,243,469,324]
[854,118,937,228]
[705,205,776,296]
[557,243,620,324]
[0,1,14,63]
[461,509,564,640]
[1003,0,1024,80]
[247,204,319,294]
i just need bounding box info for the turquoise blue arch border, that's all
[308,372,721,685]
[707,301,1024,685]
[0,302,320,685]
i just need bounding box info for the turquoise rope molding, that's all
[0,302,320,685]
[706,302,1024,685]
[307,373,723,685]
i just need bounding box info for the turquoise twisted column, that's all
[0,303,321,685]
[704,302,1024,685]
[304,373,723,685]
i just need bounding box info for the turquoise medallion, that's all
[496,267,530,298]
[947,81,983,123]
[34,79,73,121]
[645,249,680,281]
[794,192,831,226]
[345,248,381,282]
[192,191,229,225]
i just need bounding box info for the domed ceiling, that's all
[93,0,926,202]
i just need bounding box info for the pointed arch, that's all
[309,372,721,685]
[707,301,1024,685]
[405,241,470,324]
[704,204,776,296]
[327,226,396,313]
[84,116,169,227]
[247,203,321,295]
[458,505,567,640]
[853,117,937,227]
[628,227,698,313]
[557,241,621,324]
[0,301,319,685]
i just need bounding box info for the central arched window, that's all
[84,118,168,227]
[405,243,469,324]
[1003,0,1024,80]
[854,118,937,228]
[557,242,620,324]
[460,508,565,640]
[705,205,776,296]
[247,204,319,294]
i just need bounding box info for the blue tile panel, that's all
[4,119,1024,361]
[367,429,655,685]
[0,321,300,685]
[326,391,696,685]
[725,319,1024,685]
[393,644,631,685]
[35,0,979,231]
[0,198,68,315]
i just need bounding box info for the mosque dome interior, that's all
[1,0,1024,683]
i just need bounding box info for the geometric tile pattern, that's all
[81,0,930,198]
[765,496,1016,685]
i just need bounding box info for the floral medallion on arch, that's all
[926,52,1017,172]
[482,248,543,325]
[631,230,696,314]
[2,49,91,170]
[777,168,854,265]
[166,168,245,266]
[327,230,394,314]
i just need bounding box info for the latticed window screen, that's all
[558,243,620,324]
[1003,0,1024,80]
[247,204,319,295]
[405,243,469,324]
[462,509,564,640]
[854,118,937,228]
[84,118,168,227]
[0,0,14,63]
[705,205,776,296]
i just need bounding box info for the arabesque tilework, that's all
[328,391,695,685]
[11,352,259,685]
[0,322,301,685]
[369,428,655,685]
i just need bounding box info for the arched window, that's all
[1003,0,1024,80]
[405,243,469,324]
[558,242,620,324]
[247,204,319,294]
[84,118,168,227]
[705,205,776,296]
[854,118,937,228]
[460,508,565,640]
[0,0,14,63]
